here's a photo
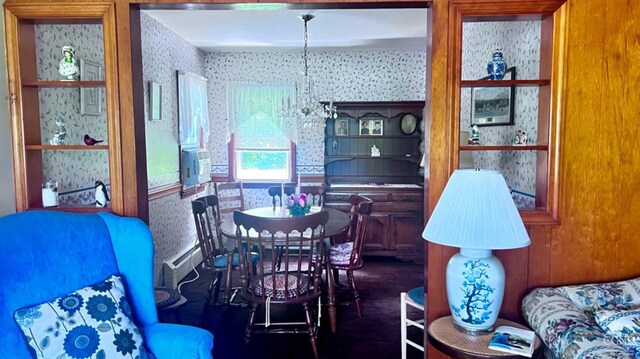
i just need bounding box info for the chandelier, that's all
[279,14,337,128]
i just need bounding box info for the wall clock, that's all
[400,114,418,135]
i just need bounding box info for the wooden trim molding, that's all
[445,0,566,225]
[148,182,181,202]
[180,183,207,199]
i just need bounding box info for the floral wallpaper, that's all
[35,24,108,205]
[460,21,541,208]
[142,13,207,189]
[203,51,427,169]
[141,13,210,284]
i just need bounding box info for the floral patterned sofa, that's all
[522,277,640,359]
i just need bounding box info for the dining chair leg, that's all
[332,268,342,287]
[326,263,337,333]
[212,272,223,306]
[303,302,319,359]
[204,272,218,307]
[245,303,259,347]
[223,270,233,306]
[347,270,362,317]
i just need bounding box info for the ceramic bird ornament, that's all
[84,134,104,146]
[95,180,109,207]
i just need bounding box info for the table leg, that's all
[326,261,337,333]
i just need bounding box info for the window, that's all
[228,83,296,182]
[234,112,293,181]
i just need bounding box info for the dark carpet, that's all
[166,257,425,359]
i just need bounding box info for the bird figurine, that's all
[84,134,104,146]
[95,180,110,207]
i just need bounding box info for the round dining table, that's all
[219,206,350,333]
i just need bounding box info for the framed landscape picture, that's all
[470,67,516,127]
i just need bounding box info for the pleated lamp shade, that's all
[422,169,530,250]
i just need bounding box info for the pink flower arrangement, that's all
[287,193,311,217]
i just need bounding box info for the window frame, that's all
[228,134,297,184]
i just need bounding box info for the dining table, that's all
[219,206,350,333]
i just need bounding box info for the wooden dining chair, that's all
[233,210,329,359]
[191,195,257,308]
[326,194,373,321]
[299,185,325,207]
[267,185,295,207]
[214,181,245,221]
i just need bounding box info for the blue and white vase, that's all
[487,49,507,80]
[446,248,505,333]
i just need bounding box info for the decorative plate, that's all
[400,114,418,135]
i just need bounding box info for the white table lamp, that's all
[422,169,530,333]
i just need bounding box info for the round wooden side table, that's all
[428,316,542,359]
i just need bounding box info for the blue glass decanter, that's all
[487,49,507,80]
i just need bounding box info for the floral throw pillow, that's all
[13,274,152,359]
[594,308,640,356]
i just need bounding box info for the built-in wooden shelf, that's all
[460,145,548,151]
[326,135,421,139]
[26,145,109,150]
[460,79,550,87]
[325,155,421,164]
[28,205,112,213]
[22,80,105,87]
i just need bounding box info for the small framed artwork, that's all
[79,59,103,116]
[359,119,383,136]
[334,119,349,136]
[470,67,516,126]
[150,81,162,121]
[400,114,418,135]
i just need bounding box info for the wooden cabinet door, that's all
[364,213,390,252]
[390,214,423,253]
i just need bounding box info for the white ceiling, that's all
[143,8,428,52]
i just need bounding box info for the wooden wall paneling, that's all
[548,0,602,284]
[526,225,552,290]
[102,4,125,215]
[115,3,149,221]
[494,247,530,322]
[18,22,43,209]
[535,16,552,210]
[4,9,26,211]
[426,0,451,356]
[617,0,640,277]
[591,0,625,279]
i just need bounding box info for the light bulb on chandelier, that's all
[278,14,338,128]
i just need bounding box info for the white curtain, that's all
[226,82,298,143]
[178,71,209,146]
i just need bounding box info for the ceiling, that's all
[143,8,428,52]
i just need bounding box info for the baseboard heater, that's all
[162,245,203,289]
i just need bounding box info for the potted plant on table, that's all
[287,193,311,217]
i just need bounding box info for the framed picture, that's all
[400,114,418,135]
[359,119,383,136]
[80,59,103,116]
[471,67,516,126]
[150,81,162,121]
[334,119,349,136]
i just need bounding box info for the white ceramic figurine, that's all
[59,45,79,80]
[95,180,110,207]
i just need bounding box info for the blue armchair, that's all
[0,211,213,359]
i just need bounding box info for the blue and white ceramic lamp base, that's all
[446,248,505,334]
